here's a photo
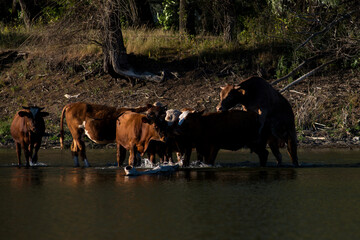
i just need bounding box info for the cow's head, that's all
[165,109,181,126]
[145,105,168,138]
[216,84,245,112]
[175,110,204,136]
[18,106,49,133]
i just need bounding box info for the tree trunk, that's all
[179,0,187,34]
[102,0,129,78]
[18,0,31,30]
[223,0,235,42]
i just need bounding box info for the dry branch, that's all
[272,55,323,85]
[280,59,337,93]
[295,12,352,52]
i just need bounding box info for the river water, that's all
[1,148,360,240]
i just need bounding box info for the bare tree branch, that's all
[272,54,322,85]
[280,59,337,93]
[295,12,352,52]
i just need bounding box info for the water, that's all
[0,148,360,240]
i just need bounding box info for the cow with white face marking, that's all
[60,102,152,167]
[10,106,49,167]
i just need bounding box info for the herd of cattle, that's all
[10,76,299,168]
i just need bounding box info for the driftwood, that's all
[271,55,322,85]
[279,59,337,93]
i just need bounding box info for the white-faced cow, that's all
[10,106,49,167]
[60,102,152,167]
[173,110,269,166]
[216,76,299,167]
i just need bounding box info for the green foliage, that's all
[39,1,76,24]
[157,0,179,30]
[0,119,12,143]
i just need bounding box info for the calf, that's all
[174,110,269,166]
[216,76,299,166]
[60,102,151,167]
[116,111,165,167]
[10,106,49,167]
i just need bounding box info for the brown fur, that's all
[176,110,269,166]
[217,76,299,166]
[10,107,49,167]
[116,111,165,166]
[59,102,152,167]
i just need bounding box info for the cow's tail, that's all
[60,105,68,149]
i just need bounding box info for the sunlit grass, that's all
[123,28,240,61]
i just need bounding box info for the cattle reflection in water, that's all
[10,168,44,188]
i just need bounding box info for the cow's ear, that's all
[141,116,150,124]
[40,112,49,117]
[220,86,225,90]
[18,111,31,117]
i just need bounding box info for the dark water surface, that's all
[1,148,360,240]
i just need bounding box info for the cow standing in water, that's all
[10,106,49,167]
[216,76,299,167]
[116,111,166,166]
[60,102,152,167]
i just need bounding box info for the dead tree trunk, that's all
[102,0,129,78]
[17,0,31,30]
[223,0,235,42]
[179,0,187,34]
[102,0,163,82]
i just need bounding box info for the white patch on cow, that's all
[78,121,110,145]
[166,109,181,126]
[178,111,190,126]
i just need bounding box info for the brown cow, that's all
[10,106,49,167]
[60,102,152,167]
[173,110,269,166]
[216,76,299,167]
[116,111,165,167]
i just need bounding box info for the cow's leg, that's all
[254,147,269,167]
[15,143,22,166]
[22,143,31,167]
[176,152,182,162]
[287,129,299,167]
[183,147,192,167]
[28,144,34,165]
[72,137,90,167]
[128,145,137,166]
[149,153,155,164]
[207,147,219,166]
[31,142,41,164]
[117,144,126,167]
[80,145,90,168]
[71,141,80,167]
[269,139,283,166]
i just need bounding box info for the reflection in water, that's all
[10,168,44,188]
[8,166,298,188]
[2,148,360,240]
[177,168,297,182]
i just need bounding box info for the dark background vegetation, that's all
[0,0,359,148]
